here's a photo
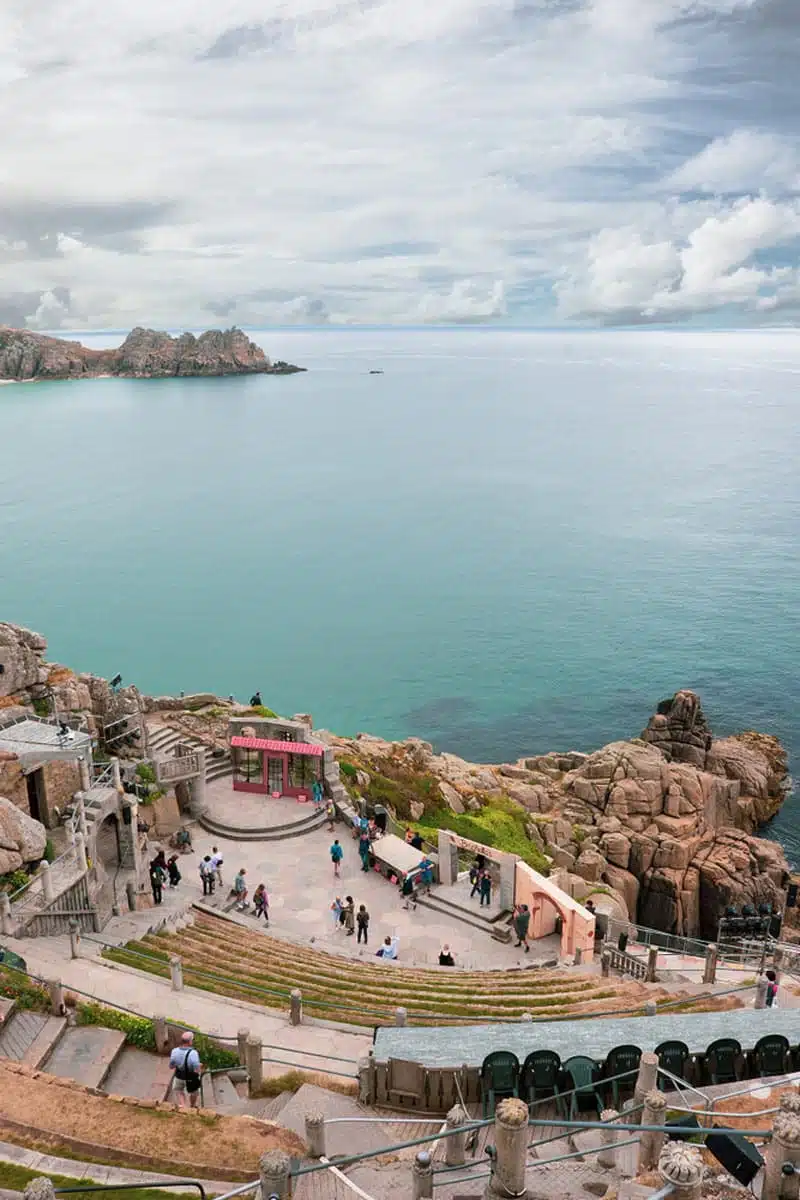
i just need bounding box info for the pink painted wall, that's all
[514,861,595,961]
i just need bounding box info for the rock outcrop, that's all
[0,794,47,873]
[0,326,304,381]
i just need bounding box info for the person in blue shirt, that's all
[330,839,343,878]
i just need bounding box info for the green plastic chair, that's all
[603,1044,642,1109]
[520,1050,563,1113]
[704,1038,742,1085]
[562,1055,602,1119]
[481,1051,520,1117]
[655,1040,691,1090]
[752,1035,790,1079]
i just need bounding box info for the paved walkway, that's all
[0,1139,235,1191]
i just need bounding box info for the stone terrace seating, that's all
[104,910,657,1027]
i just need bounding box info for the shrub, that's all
[414,795,551,874]
[244,705,278,719]
[0,966,50,1011]
[135,763,157,785]
[0,868,32,895]
[31,696,51,717]
[338,760,358,779]
[75,999,239,1070]
[44,839,55,863]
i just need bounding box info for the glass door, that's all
[267,756,284,794]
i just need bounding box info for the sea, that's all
[1,329,798,861]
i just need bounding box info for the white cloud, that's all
[0,0,797,325]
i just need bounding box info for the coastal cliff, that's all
[0,620,791,939]
[0,326,304,381]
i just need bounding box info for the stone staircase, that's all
[198,805,327,842]
[147,722,233,784]
[415,887,513,940]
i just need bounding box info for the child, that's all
[331,896,343,930]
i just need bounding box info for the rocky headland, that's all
[0,621,793,939]
[0,326,304,381]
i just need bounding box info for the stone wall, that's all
[0,753,28,812]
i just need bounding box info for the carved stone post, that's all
[445,1104,468,1167]
[756,976,769,1010]
[79,757,91,791]
[601,949,611,978]
[24,1178,57,1200]
[111,757,122,790]
[763,1110,800,1200]
[703,943,718,984]
[47,979,65,1016]
[290,989,303,1025]
[153,1016,168,1054]
[638,1089,667,1171]
[68,917,80,958]
[395,1006,407,1027]
[644,1000,657,1017]
[238,1027,250,1065]
[598,1109,621,1169]
[658,1143,704,1200]
[258,1149,291,1199]
[633,1052,659,1113]
[0,894,13,937]
[75,832,88,872]
[190,750,207,815]
[485,1097,529,1199]
[305,1111,326,1159]
[169,956,183,991]
[646,946,659,983]
[412,1150,433,1200]
[246,1033,263,1095]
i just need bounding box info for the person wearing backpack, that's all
[356,904,370,944]
[330,839,343,878]
[169,1031,203,1109]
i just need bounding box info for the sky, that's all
[1,0,799,329]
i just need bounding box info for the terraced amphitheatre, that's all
[106,911,727,1027]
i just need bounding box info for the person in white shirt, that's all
[169,1031,203,1109]
[210,847,224,888]
[376,935,399,961]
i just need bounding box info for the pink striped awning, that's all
[231,735,324,757]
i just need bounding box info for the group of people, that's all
[469,855,493,907]
[331,895,370,942]
[149,849,182,905]
[196,850,269,920]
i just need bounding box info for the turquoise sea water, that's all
[2,329,798,859]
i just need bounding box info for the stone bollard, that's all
[574,947,583,967]
[246,1034,264,1095]
[0,894,13,937]
[644,1000,657,1017]
[756,976,770,1010]
[126,881,137,912]
[169,956,184,991]
[658,1142,704,1200]
[68,918,81,959]
[485,1097,529,1199]
[412,1150,433,1200]
[238,1027,250,1065]
[638,1089,667,1171]
[154,1016,169,1054]
[781,1094,800,1117]
[75,832,88,872]
[290,989,303,1026]
[598,1109,621,1169]
[24,1178,57,1200]
[40,860,54,903]
[646,946,659,983]
[112,757,122,790]
[520,1012,533,1023]
[703,943,718,985]
[259,1149,291,1199]
[358,1054,377,1106]
[47,979,65,1016]
[763,1110,800,1200]
[601,949,611,979]
[79,757,91,790]
[445,1104,468,1167]
[633,1052,659,1114]
[305,1111,326,1159]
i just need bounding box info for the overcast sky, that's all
[2,0,799,329]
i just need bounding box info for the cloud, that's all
[0,0,798,326]
[0,287,75,329]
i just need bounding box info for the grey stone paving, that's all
[42,1025,126,1088]
[374,1007,800,1066]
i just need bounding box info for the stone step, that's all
[23,1016,68,1069]
[198,808,327,842]
[102,1044,174,1101]
[210,1072,248,1113]
[42,1025,127,1090]
[416,894,511,938]
[259,1091,294,1121]
[0,1011,57,1063]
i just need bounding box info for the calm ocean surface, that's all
[2,329,798,860]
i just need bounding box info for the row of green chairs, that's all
[480,1034,793,1117]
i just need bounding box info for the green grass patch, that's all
[75,997,238,1071]
[0,965,51,1011]
[0,1162,205,1200]
[243,705,278,719]
[413,796,551,874]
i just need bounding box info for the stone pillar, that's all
[412,1150,433,1200]
[437,832,459,887]
[499,855,515,912]
[658,1143,704,1200]
[68,918,80,958]
[24,1177,57,1200]
[574,947,583,967]
[634,1052,659,1112]
[38,863,52,903]
[601,949,611,978]
[290,989,303,1026]
[0,894,13,937]
[763,1110,800,1200]
[47,979,65,1016]
[246,1034,263,1095]
[703,943,718,984]
[170,956,183,991]
[154,1016,168,1054]
[190,750,207,815]
[305,1112,326,1159]
[395,1006,407,1027]
[358,1054,377,1106]
[238,1027,250,1065]
[75,832,88,872]
[79,758,91,791]
[638,1090,667,1171]
[644,1000,657,1017]
[445,1104,468,1167]
[126,880,137,912]
[259,1149,291,1199]
[78,797,88,839]
[485,1097,529,1199]
[756,976,769,1010]
[598,1110,621,1170]
[111,757,122,789]
[646,946,659,983]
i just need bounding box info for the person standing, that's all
[232,867,249,910]
[469,860,481,898]
[149,853,167,905]
[479,869,492,908]
[199,855,215,896]
[253,883,269,922]
[330,839,343,878]
[167,855,182,888]
[356,904,370,944]
[250,691,262,707]
[326,800,336,832]
[401,873,417,911]
[331,896,343,930]
[358,830,371,872]
[513,903,531,952]
[169,1031,203,1110]
[343,895,355,936]
[209,847,224,889]
[765,969,779,1007]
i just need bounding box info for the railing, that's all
[22,873,99,936]
[0,711,87,733]
[90,761,116,788]
[605,944,648,981]
[605,917,711,960]
[8,843,81,911]
[156,752,202,783]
